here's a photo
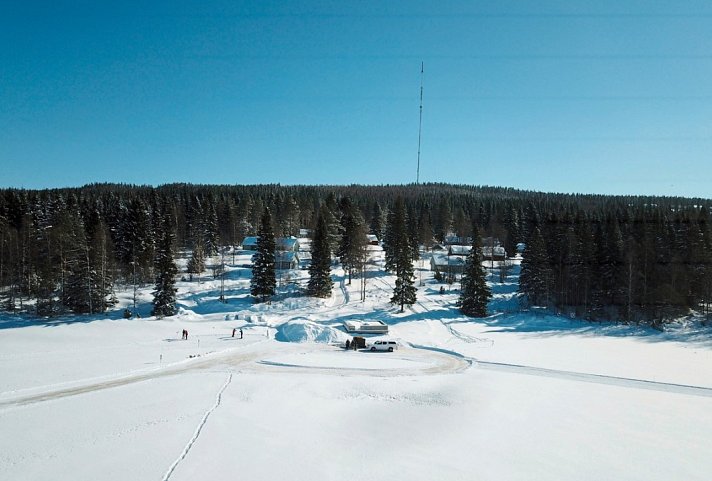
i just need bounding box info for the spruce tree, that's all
[251,208,276,303]
[337,197,367,284]
[117,198,153,282]
[186,241,206,280]
[388,197,417,312]
[151,214,178,317]
[62,209,113,314]
[203,199,220,256]
[460,225,492,317]
[418,206,434,251]
[519,226,551,306]
[307,211,333,297]
[369,201,385,240]
[407,205,420,262]
[383,206,397,272]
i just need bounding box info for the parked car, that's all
[369,340,398,352]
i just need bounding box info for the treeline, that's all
[0,182,710,324]
[520,203,712,326]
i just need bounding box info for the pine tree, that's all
[151,214,178,317]
[519,226,551,306]
[281,195,301,237]
[116,198,153,282]
[407,205,420,262]
[417,206,434,251]
[307,211,333,297]
[62,209,112,314]
[460,225,491,317]
[388,197,417,312]
[383,206,397,272]
[186,242,206,279]
[323,194,342,255]
[433,197,452,242]
[337,197,367,284]
[369,201,386,240]
[251,208,276,303]
[85,210,116,312]
[203,199,220,256]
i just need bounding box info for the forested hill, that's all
[1,182,710,325]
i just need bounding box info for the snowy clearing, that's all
[1,253,711,480]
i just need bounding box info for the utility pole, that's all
[416,61,424,184]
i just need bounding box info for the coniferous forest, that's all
[0,182,710,326]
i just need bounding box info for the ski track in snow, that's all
[377,272,712,398]
[0,346,253,409]
[476,360,712,398]
[161,372,233,481]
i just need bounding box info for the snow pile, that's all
[275,319,347,344]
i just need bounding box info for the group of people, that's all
[181,329,188,340]
[231,328,243,339]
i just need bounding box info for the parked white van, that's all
[369,340,398,352]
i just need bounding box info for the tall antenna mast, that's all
[416,61,424,184]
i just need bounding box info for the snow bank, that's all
[275,319,347,344]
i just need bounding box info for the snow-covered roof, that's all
[444,234,472,245]
[448,245,472,256]
[297,238,312,251]
[277,237,300,251]
[431,254,467,267]
[242,236,259,248]
[343,320,389,333]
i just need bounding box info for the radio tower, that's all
[416,61,424,184]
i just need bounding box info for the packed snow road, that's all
[0,342,470,409]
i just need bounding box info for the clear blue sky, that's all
[2,0,712,197]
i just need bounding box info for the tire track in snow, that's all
[400,284,494,347]
[476,361,712,398]
[317,274,350,315]
[0,346,260,409]
[373,274,492,345]
[161,372,233,481]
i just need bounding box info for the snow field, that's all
[1,249,711,480]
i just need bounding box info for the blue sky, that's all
[2,0,712,197]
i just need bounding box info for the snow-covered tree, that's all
[337,197,368,284]
[388,197,416,312]
[519,226,551,306]
[251,208,276,303]
[186,242,205,280]
[151,214,178,317]
[459,226,491,317]
[307,210,333,297]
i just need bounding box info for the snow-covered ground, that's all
[1,250,711,480]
